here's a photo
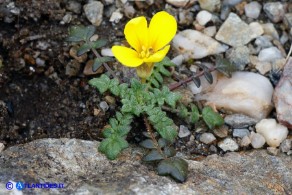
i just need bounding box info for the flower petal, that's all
[144,45,170,63]
[112,46,143,67]
[149,11,177,52]
[124,16,148,52]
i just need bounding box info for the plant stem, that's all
[168,66,216,91]
[161,105,180,114]
[91,48,118,80]
[143,116,165,158]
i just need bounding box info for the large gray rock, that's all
[0,138,291,194]
[273,58,292,129]
[215,13,255,47]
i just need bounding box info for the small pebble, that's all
[255,36,273,49]
[280,139,291,153]
[267,147,279,156]
[203,26,217,37]
[198,0,221,12]
[244,1,262,19]
[233,128,250,138]
[196,10,212,26]
[178,125,191,138]
[258,47,283,62]
[0,143,5,152]
[199,133,216,144]
[240,135,251,147]
[110,10,123,23]
[83,1,104,26]
[171,55,184,66]
[224,114,257,128]
[99,101,109,112]
[36,58,45,67]
[66,1,82,14]
[250,132,265,149]
[209,145,217,153]
[218,138,239,152]
[256,119,288,147]
[101,48,114,57]
[263,2,286,23]
[213,125,229,138]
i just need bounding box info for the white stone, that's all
[240,136,251,147]
[258,47,283,62]
[261,23,279,40]
[256,119,288,147]
[178,125,191,138]
[198,0,221,12]
[109,10,123,23]
[83,1,104,26]
[244,1,262,19]
[101,48,114,57]
[0,143,4,152]
[195,72,274,120]
[249,22,264,39]
[171,55,184,66]
[196,10,212,26]
[255,36,273,49]
[250,132,266,149]
[203,26,217,37]
[215,13,254,47]
[250,55,272,75]
[172,30,228,60]
[263,2,286,23]
[199,133,216,144]
[218,138,239,152]
[166,0,195,7]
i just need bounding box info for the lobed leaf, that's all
[92,57,114,72]
[140,139,156,149]
[89,74,111,93]
[202,106,224,129]
[142,149,164,162]
[66,25,96,42]
[99,136,129,160]
[157,157,188,183]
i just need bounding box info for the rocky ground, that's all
[0,0,292,194]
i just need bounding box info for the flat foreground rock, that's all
[0,138,291,194]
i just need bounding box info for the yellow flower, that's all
[112,11,177,81]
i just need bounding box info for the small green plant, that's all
[66,12,235,182]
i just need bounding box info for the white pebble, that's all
[244,1,262,19]
[196,10,212,26]
[0,143,4,152]
[240,136,251,147]
[255,119,288,147]
[101,48,114,57]
[99,101,109,112]
[249,22,264,39]
[178,125,191,138]
[171,55,184,66]
[250,132,265,149]
[173,30,228,60]
[218,138,239,152]
[110,10,123,23]
[199,133,216,144]
[196,71,274,120]
[258,47,283,62]
[203,26,217,37]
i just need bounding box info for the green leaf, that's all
[178,104,189,118]
[66,25,96,42]
[99,136,129,160]
[165,91,181,108]
[77,43,92,56]
[158,138,168,148]
[163,146,176,158]
[153,71,163,83]
[140,139,156,149]
[103,127,114,138]
[89,74,111,93]
[142,149,164,162]
[91,39,108,49]
[189,104,200,124]
[157,125,177,143]
[157,157,188,183]
[203,70,213,84]
[202,106,224,129]
[192,77,201,88]
[93,57,114,72]
[150,78,160,88]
